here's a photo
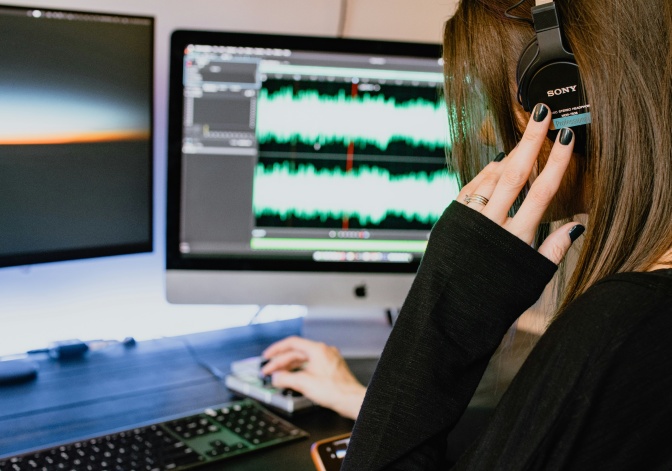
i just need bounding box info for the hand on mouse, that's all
[261,336,366,420]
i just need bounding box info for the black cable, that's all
[247,305,265,326]
[385,308,400,327]
[504,0,534,25]
[182,339,228,382]
[336,0,349,38]
[25,337,136,360]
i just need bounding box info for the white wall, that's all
[0,0,458,357]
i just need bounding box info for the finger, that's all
[457,169,491,205]
[262,335,321,358]
[465,164,503,211]
[261,350,307,375]
[538,222,585,264]
[482,103,551,223]
[271,370,312,396]
[262,335,302,358]
[506,127,575,243]
[457,153,508,205]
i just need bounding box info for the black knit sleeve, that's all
[341,201,558,471]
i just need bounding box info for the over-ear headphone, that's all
[516,0,590,150]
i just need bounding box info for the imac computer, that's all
[0,5,154,269]
[165,30,460,322]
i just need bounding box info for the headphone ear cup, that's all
[514,3,589,153]
[516,37,539,112]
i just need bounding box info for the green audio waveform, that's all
[256,87,450,151]
[253,162,460,225]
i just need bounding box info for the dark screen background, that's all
[0,8,153,267]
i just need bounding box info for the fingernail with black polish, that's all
[494,151,506,162]
[559,127,574,146]
[532,103,549,122]
[569,224,585,242]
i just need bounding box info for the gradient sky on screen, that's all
[0,85,149,144]
[0,11,152,144]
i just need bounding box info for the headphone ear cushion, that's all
[516,37,539,111]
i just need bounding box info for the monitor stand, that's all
[300,307,397,358]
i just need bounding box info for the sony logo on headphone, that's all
[547,85,578,97]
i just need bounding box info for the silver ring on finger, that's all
[464,194,489,206]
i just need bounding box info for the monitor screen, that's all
[166,30,459,307]
[0,5,154,268]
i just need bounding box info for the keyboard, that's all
[0,398,308,471]
[225,356,314,414]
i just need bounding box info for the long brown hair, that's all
[443,0,672,314]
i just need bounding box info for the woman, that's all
[266,0,672,468]
[338,0,672,469]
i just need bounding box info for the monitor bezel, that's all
[166,29,444,274]
[0,4,155,269]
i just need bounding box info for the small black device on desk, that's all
[0,359,38,386]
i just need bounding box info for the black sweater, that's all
[341,202,672,471]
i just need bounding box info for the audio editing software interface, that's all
[178,43,460,264]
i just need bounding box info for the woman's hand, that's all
[458,103,583,264]
[261,336,366,420]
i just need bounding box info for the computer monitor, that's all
[0,5,154,269]
[166,30,459,309]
